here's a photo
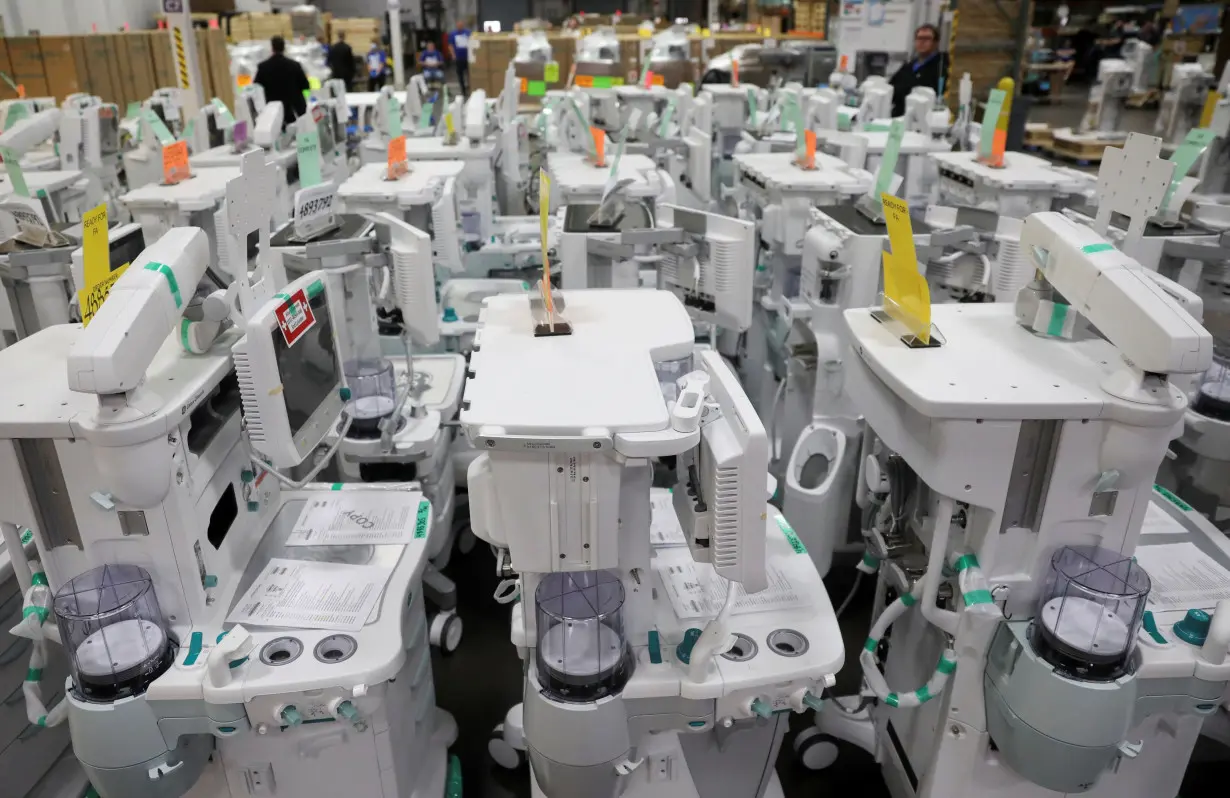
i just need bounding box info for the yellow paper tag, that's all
[445,113,455,137]
[1200,91,1221,129]
[78,204,127,327]
[880,193,931,344]
[539,168,553,312]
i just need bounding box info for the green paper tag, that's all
[791,96,805,159]
[414,501,431,539]
[1,146,29,197]
[211,98,235,127]
[419,100,435,130]
[296,128,323,189]
[527,80,547,97]
[1163,127,1217,211]
[592,76,624,89]
[875,119,906,197]
[979,89,1006,160]
[125,101,140,120]
[387,95,403,139]
[142,109,176,146]
[4,101,28,130]
[545,61,560,83]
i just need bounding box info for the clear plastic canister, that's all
[53,564,174,702]
[535,570,632,702]
[345,357,398,437]
[1192,352,1230,422]
[1031,545,1151,679]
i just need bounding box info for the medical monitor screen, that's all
[110,228,145,274]
[207,114,225,149]
[272,289,339,438]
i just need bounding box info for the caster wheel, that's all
[793,727,840,771]
[430,612,463,655]
[457,526,477,555]
[488,727,524,770]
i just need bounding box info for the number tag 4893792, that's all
[292,182,339,241]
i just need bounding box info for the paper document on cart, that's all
[1141,502,1187,537]
[228,558,395,631]
[288,493,425,546]
[1133,542,1230,612]
[650,488,687,547]
[656,560,809,619]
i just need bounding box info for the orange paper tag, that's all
[591,126,605,167]
[802,130,817,169]
[237,74,253,88]
[839,55,849,72]
[990,129,1007,168]
[731,59,740,87]
[162,140,190,185]
[576,74,594,88]
[387,134,408,179]
[16,84,25,99]
[520,77,528,94]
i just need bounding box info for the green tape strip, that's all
[183,631,204,666]
[36,714,47,727]
[953,553,979,572]
[863,636,878,653]
[26,667,42,682]
[1046,302,1069,338]
[915,685,932,703]
[774,515,807,554]
[180,318,193,353]
[308,279,325,299]
[900,592,917,607]
[30,571,47,587]
[885,693,900,708]
[144,262,183,308]
[936,656,957,675]
[648,630,662,664]
[23,606,48,624]
[1154,483,1193,512]
[1080,243,1114,254]
[332,483,344,490]
[414,500,431,539]
[964,589,994,605]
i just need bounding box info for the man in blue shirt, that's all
[448,20,473,96]
[367,40,389,91]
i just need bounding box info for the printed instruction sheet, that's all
[228,559,395,632]
[1133,542,1230,612]
[655,560,810,620]
[1141,502,1187,536]
[288,493,425,546]
[650,488,687,547]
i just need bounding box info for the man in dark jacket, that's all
[254,36,310,127]
[889,24,950,117]
[326,31,356,90]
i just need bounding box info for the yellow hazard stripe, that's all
[173,27,190,89]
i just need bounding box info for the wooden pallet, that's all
[1024,122,1053,150]
[1047,131,1122,165]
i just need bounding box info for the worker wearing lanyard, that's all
[889,24,949,117]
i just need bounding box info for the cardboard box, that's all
[196,29,216,102]
[7,37,49,98]
[205,29,233,108]
[39,37,82,101]
[126,33,159,104]
[103,34,131,110]
[150,30,177,90]
[82,35,115,106]
[0,40,15,100]
[71,37,93,97]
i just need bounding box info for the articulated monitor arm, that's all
[1018,212,1211,397]
[0,108,61,156]
[66,227,211,396]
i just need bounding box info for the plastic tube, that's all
[1,521,32,594]
[8,561,67,728]
[921,496,959,636]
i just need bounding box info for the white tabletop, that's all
[120,166,243,211]
[337,160,466,207]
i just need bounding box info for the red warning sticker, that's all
[275,288,315,346]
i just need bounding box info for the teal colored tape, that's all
[414,500,431,539]
[952,553,979,572]
[332,483,344,490]
[936,656,957,675]
[20,528,33,545]
[23,606,48,624]
[648,630,662,664]
[900,592,917,607]
[183,631,204,666]
[308,279,325,299]
[1046,302,1070,337]
[228,656,249,669]
[885,693,900,708]
[30,571,47,587]
[863,636,878,653]
[26,667,43,682]
[915,685,932,703]
[36,715,47,727]
[1154,484,1193,512]
[1081,243,1114,254]
[144,262,183,308]
[964,589,994,605]
[862,552,880,568]
[180,318,193,353]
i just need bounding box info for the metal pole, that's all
[389,0,406,90]
[162,0,205,117]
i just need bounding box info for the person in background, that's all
[888,24,949,117]
[448,19,473,96]
[420,40,445,86]
[254,35,309,127]
[327,30,356,90]
[367,39,389,91]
